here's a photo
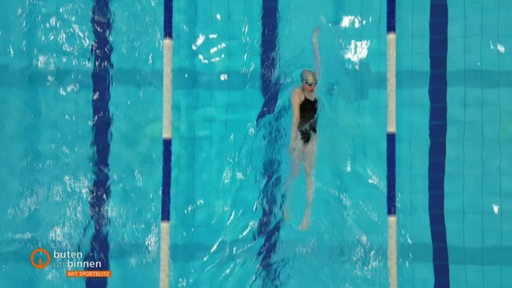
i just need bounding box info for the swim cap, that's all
[301,69,317,83]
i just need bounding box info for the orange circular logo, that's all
[30,248,51,269]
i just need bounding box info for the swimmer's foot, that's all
[283,205,290,220]
[299,217,310,230]
[299,209,311,230]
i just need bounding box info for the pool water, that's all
[0,0,510,287]
[397,0,512,287]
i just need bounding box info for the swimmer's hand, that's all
[289,143,296,154]
[289,139,301,155]
[289,134,299,154]
[313,26,319,42]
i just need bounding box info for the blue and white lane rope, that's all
[387,0,397,287]
[160,1,173,287]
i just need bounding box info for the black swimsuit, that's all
[298,94,318,144]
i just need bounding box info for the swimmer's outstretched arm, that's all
[313,27,321,80]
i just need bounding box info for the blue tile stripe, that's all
[257,0,280,122]
[87,0,112,287]
[429,0,450,286]
[255,0,283,285]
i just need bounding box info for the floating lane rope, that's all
[160,1,173,287]
[387,1,397,287]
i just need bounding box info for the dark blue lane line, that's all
[87,1,113,287]
[257,0,280,122]
[255,0,283,285]
[429,0,450,286]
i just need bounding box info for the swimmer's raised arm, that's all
[312,27,321,80]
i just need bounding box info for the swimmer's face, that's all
[302,79,317,91]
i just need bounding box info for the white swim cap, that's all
[301,69,317,83]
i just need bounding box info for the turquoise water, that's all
[171,1,386,287]
[0,0,510,287]
[397,0,512,287]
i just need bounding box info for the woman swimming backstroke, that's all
[288,27,320,230]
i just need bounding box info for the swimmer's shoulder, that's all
[292,87,304,99]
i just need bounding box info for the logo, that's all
[30,248,51,269]
[29,247,112,278]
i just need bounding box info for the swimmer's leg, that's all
[284,140,303,219]
[299,163,313,230]
[300,137,317,230]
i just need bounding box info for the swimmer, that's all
[288,27,320,230]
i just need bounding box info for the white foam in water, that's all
[492,204,499,214]
[340,15,367,28]
[145,224,158,260]
[344,40,370,67]
[192,34,205,50]
[490,40,506,53]
[497,43,505,53]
